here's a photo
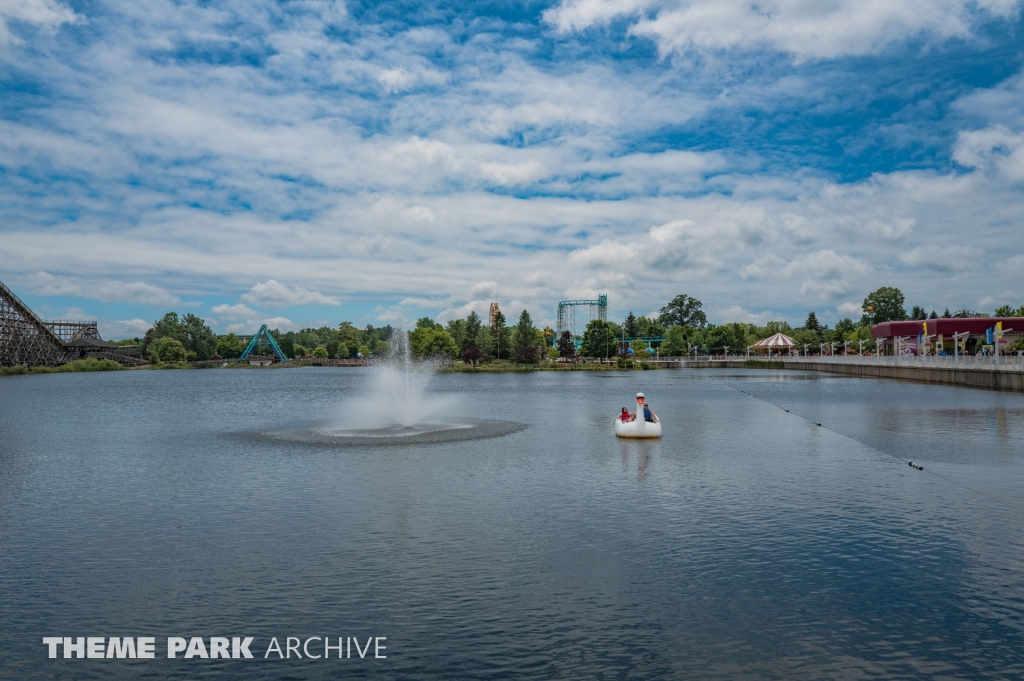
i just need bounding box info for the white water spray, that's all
[332,328,458,432]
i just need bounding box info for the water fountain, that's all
[265,329,525,446]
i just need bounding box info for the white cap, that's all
[636,392,644,398]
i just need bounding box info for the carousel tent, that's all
[752,333,796,349]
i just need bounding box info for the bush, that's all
[62,359,123,372]
[148,336,194,363]
[0,359,123,376]
[312,346,329,358]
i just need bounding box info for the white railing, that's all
[769,353,1024,371]
[659,353,1024,371]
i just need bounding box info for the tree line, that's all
[572,288,1024,359]
[131,288,1024,363]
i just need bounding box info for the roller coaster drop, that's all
[0,278,145,367]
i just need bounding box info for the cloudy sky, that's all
[2,0,1024,337]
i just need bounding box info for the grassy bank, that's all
[0,358,124,376]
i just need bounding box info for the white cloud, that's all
[0,0,80,45]
[240,280,341,309]
[211,303,259,320]
[545,0,1021,60]
[714,305,778,325]
[953,126,1024,182]
[374,305,408,325]
[898,245,984,272]
[223,316,297,334]
[402,205,436,223]
[543,0,655,32]
[100,318,151,339]
[30,272,180,306]
[836,301,862,316]
[1,0,1024,330]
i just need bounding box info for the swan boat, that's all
[615,393,662,439]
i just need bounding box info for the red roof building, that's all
[872,318,1024,338]
[871,318,1023,354]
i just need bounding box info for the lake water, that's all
[1,367,1023,680]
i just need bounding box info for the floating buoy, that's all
[908,462,924,470]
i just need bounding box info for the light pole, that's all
[843,340,850,356]
[803,344,809,358]
[952,331,968,368]
[723,346,730,360]
[858,339,865,356]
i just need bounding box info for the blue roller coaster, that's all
[240,324,288,363]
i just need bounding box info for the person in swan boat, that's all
[636,392,659,423]
[619,407,634,422]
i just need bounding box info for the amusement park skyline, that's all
[3,0,1024,337]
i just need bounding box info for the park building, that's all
[872,317,1024,356]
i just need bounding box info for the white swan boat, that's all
[615,393,662,439]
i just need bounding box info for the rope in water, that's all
[727,384,1024,516]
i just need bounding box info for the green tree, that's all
[312,346,329,358]
[942,308,952,318]
[490,310,510,359]
[445,319,467,350]
[659,294,707,328]
[326,339,348,359]
[994,304,1016,317]
[216,333,242,358]
[541,326,555,349]
[706,324,745,353]
[863,287,907,323]
[793,328,822,354]
[143,312,186,349]
[910,305,927,320]
[635,315,666,338]
[661,325,688,356]
[834,318,856,335]
[463,312,483,352]
[336,321,363,357]
[416,316,438,330]
[180,313,217,360]
[804,311,820,332]
[475,325,494,360]
[556,330,575,359]
[580,320,616,360]
[929,310,938,319]
[293,343,308,358]
[512,309,539,363]
[409,326,459,359]
[623,312,639,338]
[764,320,792,335]
[148,336,193,363]
[277,334,295,358]
[629,338,651,359]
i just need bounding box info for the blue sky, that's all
[2,0,1024,338]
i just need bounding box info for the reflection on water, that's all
[0,368,1023,680]
[619,439,660,481]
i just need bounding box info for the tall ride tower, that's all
[556,294,607,341]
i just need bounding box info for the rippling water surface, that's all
[1,368,1023,680]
